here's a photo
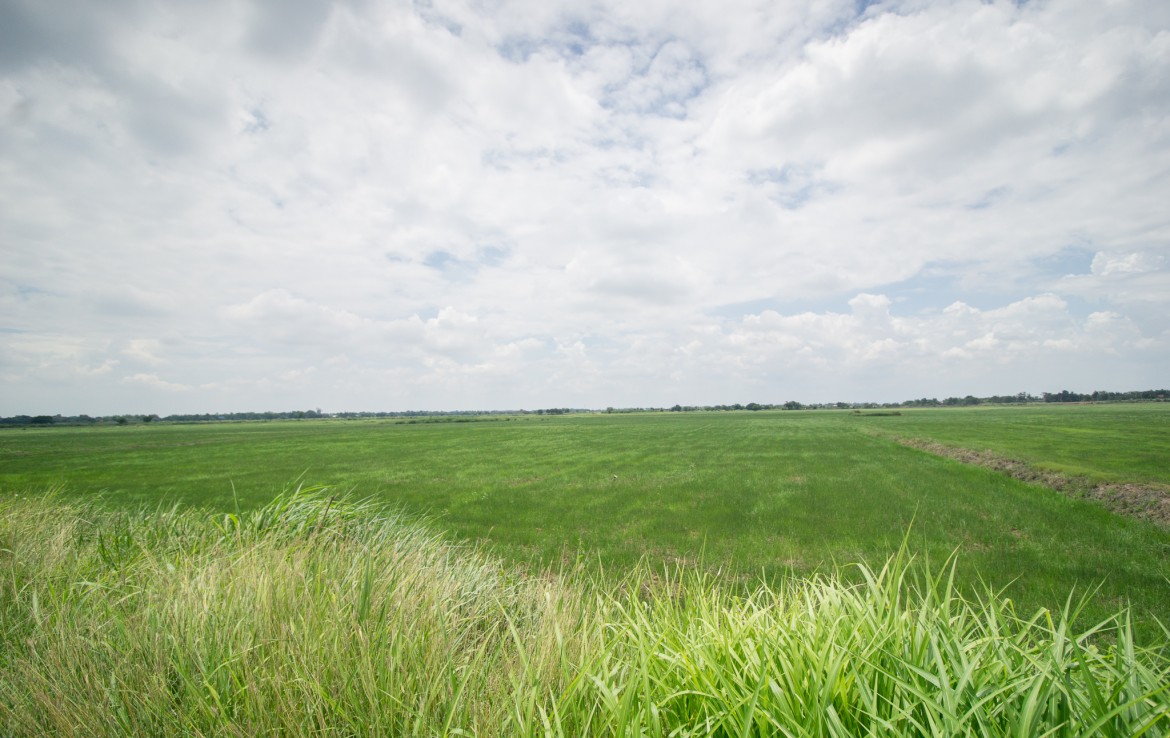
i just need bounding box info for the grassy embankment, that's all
[2,489,1168,737]
[2,406,1169,635]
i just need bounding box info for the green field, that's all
[2,405,1169,633]
[6,492,1168,736]
[866,403,1170,486]
[4,406,1170,735]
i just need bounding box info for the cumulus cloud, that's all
[1,0,1167,414]
[1091,252,1166,276]
[123,339,166,365]
[123,373,190,392]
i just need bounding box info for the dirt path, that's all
[891,436,1170,529]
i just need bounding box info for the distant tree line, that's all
[0,410,324,427]
[896,389,1168,408]
[631,388,1168,414]
[0,407,583,427]
[2,389,1167,427]
[1040,389,1169,403]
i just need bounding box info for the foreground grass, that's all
[3,490,1168,737]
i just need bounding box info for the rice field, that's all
[2,404,1170,735]
[2,405,1168,630]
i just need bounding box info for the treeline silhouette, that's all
[2,388,1165,426]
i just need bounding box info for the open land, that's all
[2,403,1169,633]
[3,403,1170,736]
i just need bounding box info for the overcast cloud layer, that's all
[2,0,1168,415]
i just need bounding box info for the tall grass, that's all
[2,488,1168,737]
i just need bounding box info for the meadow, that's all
[864,403,1170,487]
[3,405,1170,735]
[2,405,1169,632]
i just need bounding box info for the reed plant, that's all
[2,488,1167,736]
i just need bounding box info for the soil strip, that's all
[893,436,1170,529]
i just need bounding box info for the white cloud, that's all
[123,338,165,365]
[705,290,1158,396]
[123,373,190,392]
[1091,251,1166,276]
[2,0,1168,414]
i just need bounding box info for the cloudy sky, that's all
[2,0,1168,415]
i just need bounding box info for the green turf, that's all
[2,407,1169,634]
[860,403,1170,485]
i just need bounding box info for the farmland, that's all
[2,404,1168,631]
[865,402,1170,487]
[3,403,1170,735]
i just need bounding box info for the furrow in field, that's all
[893,436,1170,528]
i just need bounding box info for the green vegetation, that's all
[863,403,1170,487]
[2,490,1167,737]
[2,406,1169,635]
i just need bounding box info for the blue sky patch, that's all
[746,165,837,209]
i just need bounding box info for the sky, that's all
[2,0,1169,415]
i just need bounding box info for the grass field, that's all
[4,491,1168,737]
[864,403,1170,486]
[2,405,1169,636]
